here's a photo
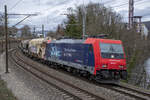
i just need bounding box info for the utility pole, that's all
[82,6,86,40]
[3,7,37,74]
[2,40,3,52]
[42,24,44,37]
[4,5,9,73]
[129,0,134,29]
[33,26,36,34]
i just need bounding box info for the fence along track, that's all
[10,49,105,100]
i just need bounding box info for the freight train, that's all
[20,37,127,83]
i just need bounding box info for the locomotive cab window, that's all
[100,43,124,59]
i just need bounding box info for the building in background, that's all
[143,21,150,40]
[141,24,149,40]
[134,20,150,40]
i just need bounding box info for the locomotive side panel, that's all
[45,43,95,74]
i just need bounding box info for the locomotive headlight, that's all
[119,65,124,68]
[102,65,107,68]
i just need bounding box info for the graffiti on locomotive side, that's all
[64,53,72,57]
[64,48,76,52]
[63,48,77,57]
[50,46,61,57]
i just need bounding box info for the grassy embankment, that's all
[0,78,17,100]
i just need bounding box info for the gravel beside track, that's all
[0,50,73,100]
[112,83,150,100]
[103,85,150,100]
[14,48,141,100]
[119,82,150,97]
[11,49,105,100]
[2,48,149,100]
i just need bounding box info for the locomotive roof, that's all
[50,38,122,44]
[51,39,84,43]
[29,37,53,46]
[85,38,122,44]
[99,39,122,44]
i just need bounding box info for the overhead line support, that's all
[4,5,9,73]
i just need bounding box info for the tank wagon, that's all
[21,37,127,83]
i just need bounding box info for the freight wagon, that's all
[28,37,54,59]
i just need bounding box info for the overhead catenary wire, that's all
[1,0,149,29]
[9,0,24,10]
[101,0,116,4]
[142,14,150,17]
[112,2,128,8]
[111,0,144,8]
[135,0,150,6]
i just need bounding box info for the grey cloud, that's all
[119,10,128,16]
[47,15,65,23]
[1,0,149,31]
[8,15,22,19]
[135,6,150,17]
[50,10,60,15]
[46,0,70,6]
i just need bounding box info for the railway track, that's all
[9,49,150,100]
[110,84,150,100]
[9,49,105,100]
[101,85,150,100]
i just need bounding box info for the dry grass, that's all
[0,78,17,100]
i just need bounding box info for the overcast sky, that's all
[0,0,150,31]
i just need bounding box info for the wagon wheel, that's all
[88,75,94,81]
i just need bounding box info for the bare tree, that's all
[0,15,4,37]
[8,26,18,37]
[47,31,56,38]
[20,25,32,38]
[75,3,124,38]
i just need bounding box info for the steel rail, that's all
[10,49,105,100]
[10,48,150,100]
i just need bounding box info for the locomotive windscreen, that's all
[100,43,124,59]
